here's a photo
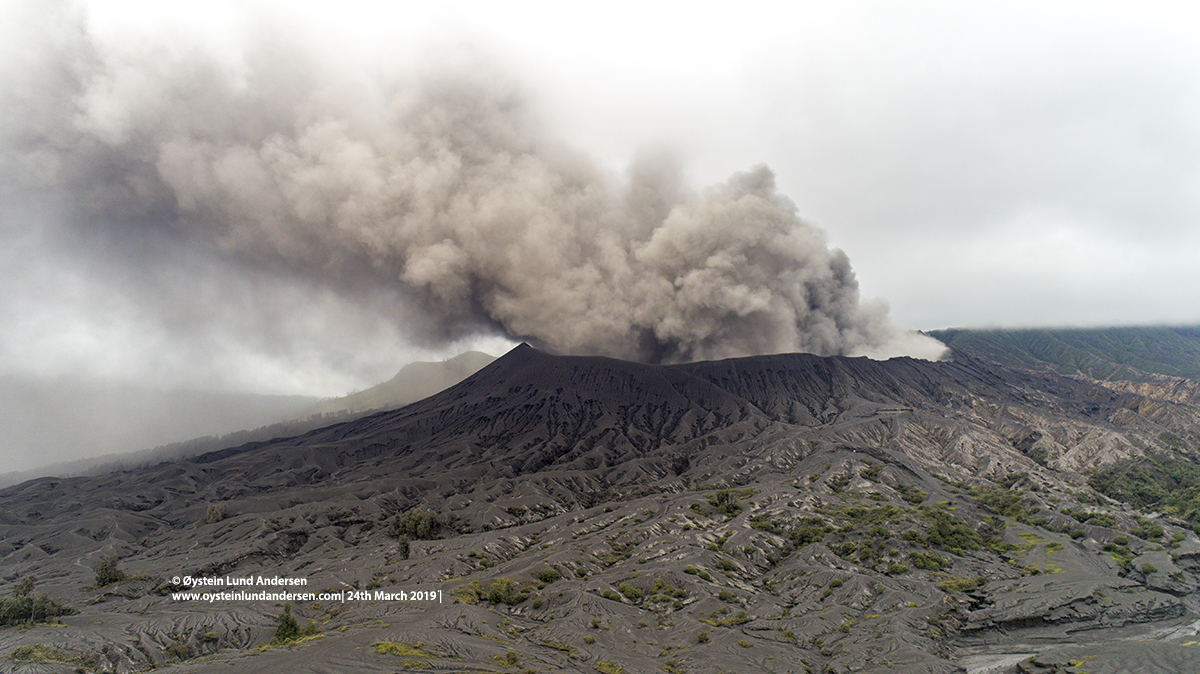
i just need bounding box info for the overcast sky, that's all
[3,0,1199,408]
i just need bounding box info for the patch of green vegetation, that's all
[1072,509,1116,528]
[1044,542,1064,555]
[538,567,563,584]
[602,589,623,602]
[909,551,951,570]
[9,644,98,669]
[748,514,782,534]
[938,576,984,593]
[388,508,443,540]
[831,541,858,558]
[493,650,520,667]
[373,641,432,657]
[0,576,71,627]
[1091,456,1200,533]
[1130,518,1165,541]
[970,484,1030,521]
[617,583,642,601]
[828,474,852,494]
[918,507,997,554]
[894,483,927,505]
[543,641,577,655]
[1103,541,1135,569]
[453,578,530,605]
[595,659,625,673]
[709,490,743,518]
[819,503,906,527]
[273,604,301,643]
[860,462,883,482]
[94,556,126,587]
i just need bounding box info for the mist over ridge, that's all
[2,2,945,369]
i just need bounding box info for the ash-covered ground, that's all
[4,344,1200,673]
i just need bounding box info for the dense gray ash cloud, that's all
[3,4,944,368]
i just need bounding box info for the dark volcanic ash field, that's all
[4,343,1200,673]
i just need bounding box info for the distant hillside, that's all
[929,326,1200,381]
[0,376,317,483]
[292,351,496,420]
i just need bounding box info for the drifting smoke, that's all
[2,4,946,366]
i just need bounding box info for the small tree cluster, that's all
[272,604,300,643]
[1,576,72,627]
[388,509,442,540]
[94,557,126,587]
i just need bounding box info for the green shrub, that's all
[860,462,883,482]
[828,474,852,494]
[697,631,710,643]
[388,509,442,540]
[94,557,126,588]
[788,517,831,547]
[894,483,927,505]
[538,567,562,584]
[909,551,950,570]
[970,485,1030,521]
[0,590,71,627]
[9,644,98,669]
[918,508,984,554]
[709,490,742,517]
[486,578,528,605]
[886,563,909,575]
[617,583,641,601]
[938,577,983,593]
[272,604,300,644]
[749,514,782,534]
[1131,523,1165,541]
[595,660,626,674]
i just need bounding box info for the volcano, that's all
[3,340,1200,673]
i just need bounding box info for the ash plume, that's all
[2,4,946,366]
